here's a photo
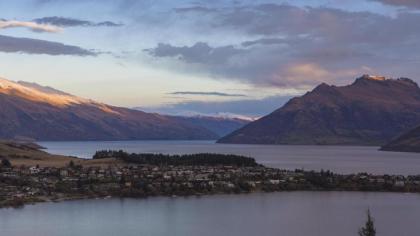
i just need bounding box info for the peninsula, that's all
[1,143,420,208]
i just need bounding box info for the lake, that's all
[39,140,420,174]
[1,191,419,236]
[4,141,420,235]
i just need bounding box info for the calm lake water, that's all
[39,140,420,174]
[1,191,420,236]
[5,141,419,235]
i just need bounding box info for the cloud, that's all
[145,42,245,65]
[241,38,288,47]
[145,39,372,87]
[95,21,123,27]
[33,16,123,27]
[269,63,372,87]
[370,0,420,8]
[0,34,97,56]
[13,1,420,91]
[169,91,246,97]
[0,20,62,33]
[174,6,216,13]
[212,4,389,38]
[144,4,420,88]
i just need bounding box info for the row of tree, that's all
[93,150,259,167]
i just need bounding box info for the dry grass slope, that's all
[0,141,123,167]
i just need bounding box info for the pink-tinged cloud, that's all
[0,20,62,33]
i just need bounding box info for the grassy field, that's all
[0,141,123,168]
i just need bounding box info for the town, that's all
[1,151,420,208]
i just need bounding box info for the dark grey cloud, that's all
[145,42,245,65]
[214,4,385,39]
[174,6,216,13]
[137,95,293,118]
[33,16,123,27]
[201,4,420,48]
[96,21,123,27]
[145,38,373,87]
[169,91,246,97]
[0,34,97,56]
[370,0,420,8]
[241,38,288,47]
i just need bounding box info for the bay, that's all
[39,140,420,174]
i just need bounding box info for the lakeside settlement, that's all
[2,150,420,208]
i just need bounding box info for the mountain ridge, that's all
[169,115,249,137]
[0,77,219,141]
[218,75,420,145]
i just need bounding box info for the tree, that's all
[1,158,11,168]
[359,209,376,236]
[69,160,75,169]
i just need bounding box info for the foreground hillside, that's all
[0,141,74,167]
[219,75,420,145]
[0,78,217,141]
[0,141,124,167]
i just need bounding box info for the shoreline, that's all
[3,188,420,210]
[0,166,420,209]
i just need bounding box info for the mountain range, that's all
[0,77,246,141]
[170,115,249,137]
[219,75,420,145]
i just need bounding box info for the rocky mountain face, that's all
[0,77,218,141]
[218,75,420,145]
[381,126,420,153]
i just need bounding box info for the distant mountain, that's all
[381,126,420,153]
[170,115,249,137]
[0,77,217,141]
[218,75,420,145]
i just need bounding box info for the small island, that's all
[2,143,420,208]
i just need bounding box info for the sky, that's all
[1,0,420,118]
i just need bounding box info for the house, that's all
[394,181,405,187]
[269,179,280,185]
[60,169,69,177]
[29,166,40,174]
